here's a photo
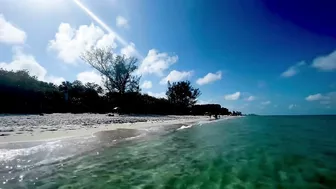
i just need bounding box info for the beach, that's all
[0,113,210,143]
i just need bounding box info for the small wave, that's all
[197,116,238,126]
[124,133,147,141]
[35,155,72,167]
[177,124,193,130]
[0,140,63,161]
[142,127,162,132]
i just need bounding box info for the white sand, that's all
[0,114,210,143]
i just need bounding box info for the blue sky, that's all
[0,0,335,115]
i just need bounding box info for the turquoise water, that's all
[1,116,336,188]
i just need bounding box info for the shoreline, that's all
[0,115,213,144]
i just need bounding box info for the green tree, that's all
[80,47,140,94]
[0,69,238,115]
[166,81,201,110]
[85,82,103,94]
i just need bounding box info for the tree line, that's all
[0,47,242,116]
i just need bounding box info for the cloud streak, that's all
[245,96,256,101]
[141,80,152,89]
[146,91,166,99]
[288,104,297,109]
[305,92,336,104]
[224,92,241,100]
[116,16,129,29]
[281,61,305,78]
[160,70,193,85]
[305,93,325,101]
[261,101,271,105]
[312,50,336,71]
[196,71,222,85]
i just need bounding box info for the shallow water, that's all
[1,116,336,188]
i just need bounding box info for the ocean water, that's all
[1,116,336,189]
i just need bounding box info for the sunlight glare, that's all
[72,0,143,59]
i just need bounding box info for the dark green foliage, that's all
[0,69,62,113]
[58,80,105,113]
[166,81,201,114]
[231,111,242,116]
[103,92,175,115]
[0,69,172,114]
[192,104,230,116]
[0,69,106,114]
[0,69,239,115]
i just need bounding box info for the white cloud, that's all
[48,23,117,64]
[288,104,297,109]
[312,50,336,71]
[76,70,102,85]
[245,96,256,101]
[95,33,117,49]
[146,91,166,99]
[261,101,271,105]
[281,61,305,78]
[45,76,65,85]
[305,92,336,103]
[120,42,136,58]
[196,99,213,105]
[224,92,241,100]
[0,14,26,44]
[141,80,152,89]
[196,71,222,85]
[160,70,193,85]
[0,48,63,84]
[0,48,47,80]
[305,93,324,101]
[138,49,178,76]
[116,16,129,29]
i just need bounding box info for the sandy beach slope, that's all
[0,114,210,143]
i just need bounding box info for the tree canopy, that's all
[166,81,201,107]
[80,47,140,94]
[0,69,241,116]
